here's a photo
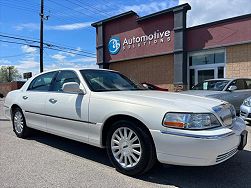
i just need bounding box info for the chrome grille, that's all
[216,148,238,163]
[213,103,236,126]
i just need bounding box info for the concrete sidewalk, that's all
[0,98,8,121]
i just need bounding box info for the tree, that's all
[0,66,22,83]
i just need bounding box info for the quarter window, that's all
[52,70,80,92]
[28,71,57,91]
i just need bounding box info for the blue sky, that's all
[0,0,251,76]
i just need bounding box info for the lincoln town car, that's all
[4,69,248,176]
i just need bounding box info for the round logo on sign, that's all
[108,36,121,55]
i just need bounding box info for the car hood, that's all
[92,90,225,113]
[181,90,227,97]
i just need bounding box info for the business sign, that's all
[23,72,32,79]
[108,36,121,55]
[108,29,171,55]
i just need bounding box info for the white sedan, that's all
[4,68,248,176]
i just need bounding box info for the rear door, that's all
[20,71,58,131]
[45,70,89,142]
[224,79,250,112]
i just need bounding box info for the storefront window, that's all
[189,51,225,66]
[215,52,225,64]
[218,67,224,78]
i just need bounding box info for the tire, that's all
[106,120,156,176]
[12,107,30,138]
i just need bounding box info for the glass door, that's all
[197,69,215,83]
[189,66,225,89]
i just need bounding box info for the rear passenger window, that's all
[28,72,57,91]
[244,79,251,89]
[52,71,80,92]
[229,80,245,90]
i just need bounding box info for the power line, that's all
[47,0,97,19]
[0,39,96,58]
[0,34,96,56]
[0,53,29,58]
[65,0,111,17]
[0,2,91,25]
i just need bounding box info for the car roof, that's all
[205,78,251,82]
[34,68,118,77]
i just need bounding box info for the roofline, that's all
[188,13,251,30]
[91,11,137,27]
[137,3,191,22]
[91,3,191,27]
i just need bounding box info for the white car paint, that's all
[4,68,247,167]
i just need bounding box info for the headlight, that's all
[243,98,251,107]
[162,113,221,130]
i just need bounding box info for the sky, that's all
[0,0,251,77]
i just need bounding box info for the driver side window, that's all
[52,70,80,92]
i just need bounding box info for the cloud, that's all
[70,57,96,63]
[15,22,92,31]
[51,54,66,61]
[119,0,178,15]
[179,0,251,26]
[10,59,40,76]
[21,45,37,54]
[15,23,39,31]
[0,59,11,66]
[47,22,92,31]
[16,59,39,70]
[44,61,98,71]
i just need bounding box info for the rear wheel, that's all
[12,107,30,138]
[106,120,156,176]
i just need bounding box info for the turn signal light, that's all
[163,121,184,128]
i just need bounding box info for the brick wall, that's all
[109,54,174,91]
[0,81,25,97]
[226,43,251,78]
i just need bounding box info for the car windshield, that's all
[192,80,230,91]
[80,69,145,92]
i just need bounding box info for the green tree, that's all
[0,66,22,83]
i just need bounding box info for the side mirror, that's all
[228,85,237,92]
[62,82,84,94]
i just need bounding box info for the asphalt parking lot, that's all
[0,98,251,188]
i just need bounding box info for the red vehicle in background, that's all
[141,82,169,91]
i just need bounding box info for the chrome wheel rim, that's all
[13,111,24,134]
[111,127,142,169]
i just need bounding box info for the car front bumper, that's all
[150,117,247,166]
[240,104,251,121]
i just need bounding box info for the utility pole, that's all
[40,0,44,73]
[8,66,11,82]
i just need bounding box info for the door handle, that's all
[49,98,57,104]
[22,96,28,100]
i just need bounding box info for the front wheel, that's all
[12,107,30,138]
[106,120,156,176]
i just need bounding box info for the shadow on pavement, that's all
[138,150,251,187]
[28,130,112,167]
[27,129,251,188]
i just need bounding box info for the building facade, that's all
[92,3,251,91]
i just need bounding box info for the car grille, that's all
[216,148,238,163]
[240,111,247,116]
[213,103,236,127]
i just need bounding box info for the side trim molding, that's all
[25,111,96,125]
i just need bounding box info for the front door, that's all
[45,70,89,143]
